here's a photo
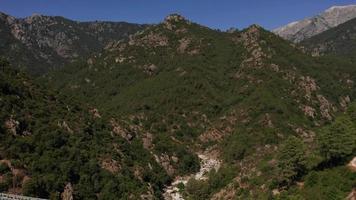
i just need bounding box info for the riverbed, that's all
[163,153,221,200]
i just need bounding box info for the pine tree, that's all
[277,136,307,185]
[317,116,356,163]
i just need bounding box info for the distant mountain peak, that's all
[274,4,356,42]
[30,12,42,17]
[163,13,189,25]
[247,24,263,30]
[326,4,356,12]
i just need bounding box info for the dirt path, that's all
[163,153,221,200]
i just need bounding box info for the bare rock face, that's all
[317,95,334,121]
[100,158,121,174]
[347,189,356,200]
[163,14,190,30]
[128,31,168,48]
[142,64,158,75]
[4,117,19,136]
[298,76,318,101]
[274,5,356,42]
[154,154,175,176]
[110,119,134,141]
[89,108,102,118]
[177,38,191,53]
[61,183,73,200]
[199,128,224,143]
[340,96,351,110]
[233,25,270,69]
[348,157,356,172]
[302,105,316,118]
[58,121,74,134]
[142,132,153,150]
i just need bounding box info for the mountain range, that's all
[0,6,356,200]
[301,17,356,60]
[274,5,356,43]
[0,12,146,75]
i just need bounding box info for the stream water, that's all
[163,154,221,200]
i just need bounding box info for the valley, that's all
[0,3,355,200]
[163,152,221,200]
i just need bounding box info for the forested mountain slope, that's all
[46,14,356,199]
[0,59,170,199]
[301,17,356,62]
[0,12,146,75]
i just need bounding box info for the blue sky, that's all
[0,0,356,30]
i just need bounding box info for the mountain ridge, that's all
[0,11,355,200]
[46,13,356,199]
[300,17,356,61]
[274,4,356,42]
[0,11,147,75]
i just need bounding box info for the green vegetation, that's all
[318,116,355,164]
[1,13,356,199]
[278,167,355,200]
[44,17,356,199]
[0,12,146,75]
[279,103,356,199]
[0,59,169,199]
[277,136,307,186]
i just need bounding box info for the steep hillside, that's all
[301,17,356,61]
[47,14,356,199]
[274,5,356,43]
[0,58,170,199]
[0,12,146,75]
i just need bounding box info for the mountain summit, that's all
[274,5,356,42]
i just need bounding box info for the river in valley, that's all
[163,153,221,200]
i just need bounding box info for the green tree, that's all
[317,116,355,163]
[277,136,307,185]
[0,57,10,71]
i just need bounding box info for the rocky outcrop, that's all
[142,132,153,150]
[163,14,190,31]
[340,96,351,110]
[274,5,356,42]
[154,154,175,176]
[100,158,121,174]
[347,189,356,200]
[235,25,269,69]
[317,95,334,120]
[58,121,73,134]
[301,105,316,119]
[142,64,158,75]
[199,128,224,143]
[61,183,73,200]
[4,117,19,136]
[129,31,169,48]
[298,76,318,101]
[163,151,221,200]
[348,157,356,172]
[0,160,29,194]
[89,108,101,118]
[110,119,134,141]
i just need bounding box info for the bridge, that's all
[0,193,47,200]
